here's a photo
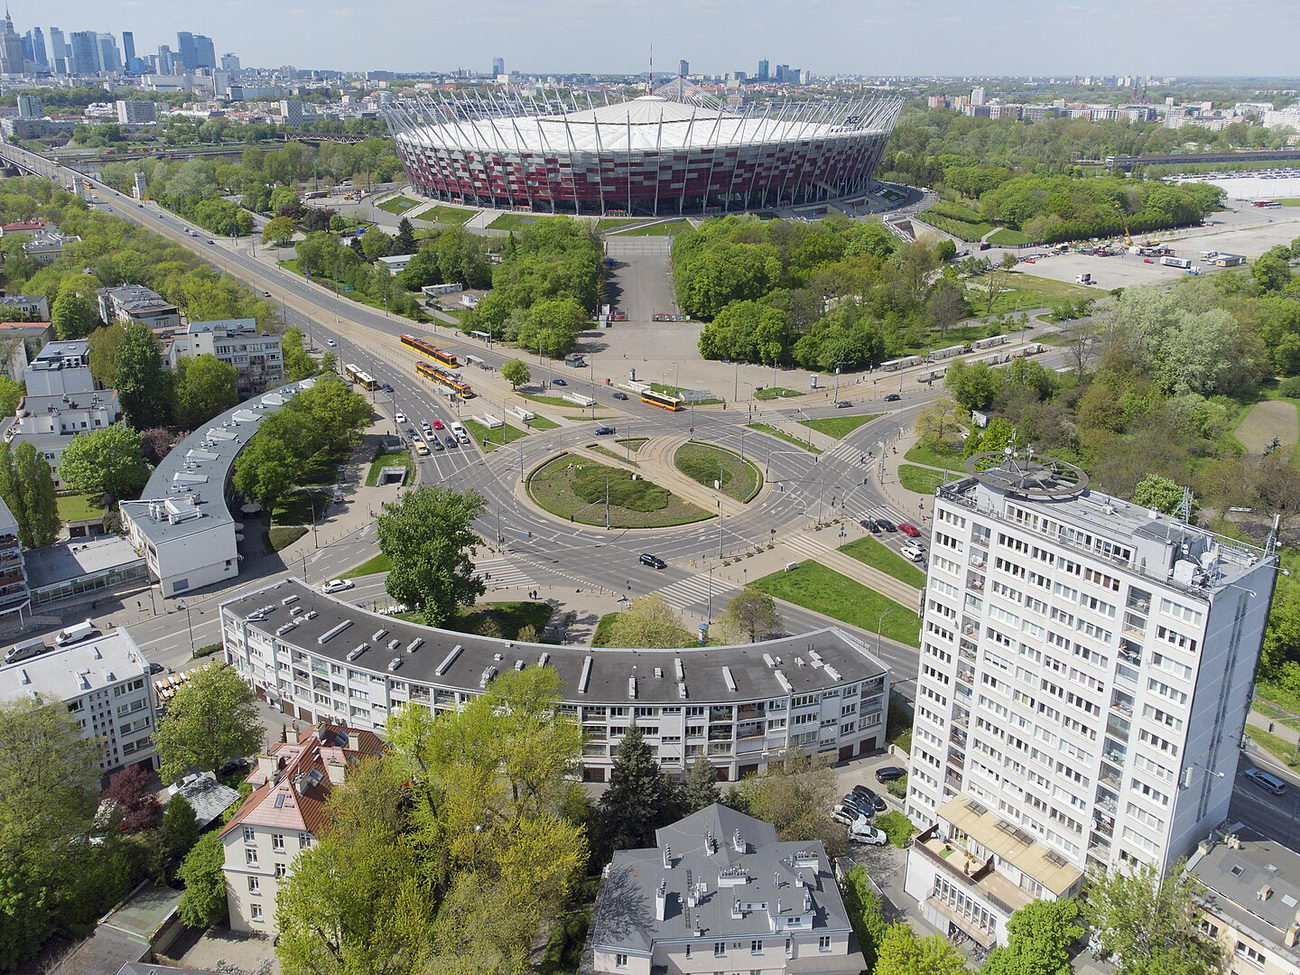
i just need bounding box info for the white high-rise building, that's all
[971,86,986,107]
[902,453,1276,949]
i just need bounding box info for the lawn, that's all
[1248,727,1299,768]
[746,422,823,454]
[922,212,995,241]
[898,464,951,495]
[56,493,104,523]
[611,220,690,236]
[967,272,1097,316]
[904,440,966,472]
[527,453,712,528]
[487,212,562,231]
[649,381,722,406]
[587,444,638,466]
[365,449,414,486]
[595,217,651,230]
[838,536,926,589]
[674,442,763,503]
[342,552,391,578]
[617,438,648,453]
[464,417,528,451]
[987,227,1032,246]
[376,195,419,214]
[414,205,477,225]
[522,392,585,408]
[592,613,622,647]
[798,413,882,440]
[751,562,922,647]
[753,386,804,402]
[268,526,308,552]
[526,414,560,430]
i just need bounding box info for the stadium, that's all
[382,83,903,217]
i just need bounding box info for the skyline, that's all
[20,0,1299,78]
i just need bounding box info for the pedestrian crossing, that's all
[475,558,534,588]
[782,534,830,565]
[657,572,737,612]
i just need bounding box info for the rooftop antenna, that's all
[1177,486,1195,525]
[648,43,653,93]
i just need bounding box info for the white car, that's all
[900,543,926,563]
[326,339,337,347]
[848,821,889,846]
[395,412,407,424]
[322,579,354,594]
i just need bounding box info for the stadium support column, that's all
[626,112,633,215]
[701,103,725,214]
[652,112,664,217]
[681,109,697,216]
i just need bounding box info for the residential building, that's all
[221,53,240,74]
[24,338,93,396]
[971,86,986,106]
[1,388,123,480]
[21,229,81,264]
[0,219,47,237]
[0,321,54,383]
[0,294,50,319]
[1187,828,1300,975]
[97,284,181,330]
[279,99,304,126]
[116,99,157,123]
[220,723,384,932]
[588,804,864,975]
[0,627,155,774]
[16,93,42,118]
[375,253,415,274]
[166,318,283,396]
[0,496,28,625]
[902,453,1277,948]
[221,577,891,782]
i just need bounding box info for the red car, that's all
[432,419,445,430]
[1143,257,1154,264]
[898,523,921,537]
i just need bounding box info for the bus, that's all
[400,333,460,368]
[641,388,683,411]
[344,363,378,391]
[416,360,475,399]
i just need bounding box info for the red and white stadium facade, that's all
[383,86,902,217]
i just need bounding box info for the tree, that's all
[175,354,240,427]
[841,865,889,973]
[177,831,227,929]
[57,423,150,501]
[682,755,720,812]
[982,898,1084,975]
[717,589,780,643]
[604,594,693,648]
[51,287,98,340]
[88,322,128,389]
[875,922,969,975]
[1132,473,1191,519]
[115,322,172,428]
[740,750,844,856]
[1082,861,1225,975]
[140,426,182,465]
[0,377,23,417]
[101,764,162,833]
[596,724,681,855]
[915,396,967,450]
[262,215,297,246]
[377,486,486,627]
[282,326,318,381]
[0,442,60,548]
[153,665,263,783]
[361,226,393,262]
[160,792,200,865]
[945,359,1005,412]
[392,217,417,255]
[501,358,530,390]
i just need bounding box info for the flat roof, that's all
[0,628,147,703]
[937,796,1083,897]
[1188,829,1300,966]
[25,535,143,590]
[223,578,889,707]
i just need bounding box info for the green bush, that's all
[886,774,908,800]
[1279,377,1300,399]
[876,810,916,848]
[194,643,222,659]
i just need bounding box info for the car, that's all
[849,823,889,846]
[639,553,667,570]
[595,426,616,435]
[432,419,444,430]
[1244,768,1287,795]
[381,384,393,393]
[860,518,880,533]
[839,794,873,818]
[835,400,853,408]
[322,579,354,594]
[405,426,417,439]
[421,421,433,434]
[137,203,143,208]
[612,391,629,400]
[898,523,921,537]
[207,239,215,245]
[851,785,888,812]
[414,442,430,456]
[430,438,443,451]
[877,519,897,533]
[326,339,337,347]
[552,378,567,386]
[395,412,407,424]
[832,806,860,827]
[884,392,901,402]
[875,766,907,783]
[1143,257,1154,264]
[147,661,165,675]
[900,544,926,563]
[444,435,457,448]
[263,290,272,297]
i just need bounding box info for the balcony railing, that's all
[912,839,1015,915]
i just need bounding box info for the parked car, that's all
[898,523,921,537]
[875,766,906,783]
[552,378,567,386]
[595,426,616,435]
[612,391,629,400]
[860,518,880,533]
[1245,768,1287,795]
[444,435,458,448]
[884,392,901,402]
[322,579,354,594]
[326,339,337,347]
[849,822,889,846]
[839,794,874,818]
[148,661,165,675]
[851,785,888,812]
[639,553,667,570]
[405,426,417,439]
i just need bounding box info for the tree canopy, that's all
[153,664,263,783]
[57,424,150,501]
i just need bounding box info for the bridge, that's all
[281,130,374,145]
[1103,148,1300,171]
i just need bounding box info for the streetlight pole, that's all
[179,600,195,656]
[876,608,897,656]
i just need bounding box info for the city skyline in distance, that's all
[24,0,1298,77]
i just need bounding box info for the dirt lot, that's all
[1237,400,1299,454]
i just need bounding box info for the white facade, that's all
[166,318,283,395]
[903,456,1276,946]
[97,285,181,330]
[24,338,93,396]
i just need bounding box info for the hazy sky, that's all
[36,0,1298,77]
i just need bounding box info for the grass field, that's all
[838,536,926,589]
[610,220,690,236]
[898,464,951,495]
[56,493,104,523]
[1248,727,1300,768]
[521,392,585,408]
[746,422,822,454]
[464,418,528,451]
[342,552,391,578]
[922,212,995,241]
[595,217,651,230]
[904,440,966,472]
[673,442,763,503]
[751,562,922,647]
[414,205,477,225]
[987,228,1032,246]
[487,212,561,231]
[968,272,1097,316]
[587,444,638,466]
[617,438,648,453]
[1236,399,1299,455]
[526,414,560,430]
[527,453,712,528]
[753,386,804,401]
[365,449,414,486]
[798,413,882,440]
[377,195,419,214]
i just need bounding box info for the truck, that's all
[1161,256,1193,269]
[449,421,470,445]
[564,353,587,368]
[1075,273,1093,285]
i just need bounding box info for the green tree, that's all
[153,665,263,783]
[88,322,128,389]
[982,898,1084,975]
[57,424,150,500]
[377,485,487,627]
[945,359,1005,412]
[501,358,530,389]
[1082,861,1224,975]
[0,377,23,417]
[51,287,98,340]
[596,724,681,855]
[175,354,240,427]
[282,327,318,382]
[262,215,297,246]
[682,755,720,812]
[1132,473,1194,520]
[160,792,200,866]
[915,396,967,450]
[717,589,780,643]
[392,217,417,255]
[115,322,172,428]
[0,442,60,548]
[740,750,844,856]
[875,922,969,975]
[177,831,227,929]
[604,594,693,648]
[516,297,586,359]
[361,226,393,262]
[841,865,889,973]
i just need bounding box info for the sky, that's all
[31,0,1300,78]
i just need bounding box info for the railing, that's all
[912,841,1015,915]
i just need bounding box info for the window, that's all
[245,848,258,866]
[1235,943,1266,968]
[819,935,832,952]
[243,826,255,843]
[272,833,286,852]
[250,903,263,922]
[714,941,727,957]
[751,939,764,955]
[299,832,312,849]
[247,876,260,894]
[614,953,628,969]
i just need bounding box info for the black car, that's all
[405,427,417,439]
[875,766,907,783]
[612,391,629,401]
[860,518,880,534]
[639,553,667,570]
[595,426,616,436]
[430,438,444,451]
[835,400,853,408]
[148,661,165,675]
[852,785,888,812]
[444,435,458,448]
[884,392,901,402]
[839,794,874,818]
[552,378,567,386]
[381,383,394,393]
[877,519,897,533]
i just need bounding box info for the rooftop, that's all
[0,628,148,704]
[1187,829,1300,966]
[185,317,257,336]
[17,389,120,416]
[25,535,142,591]
[99,285,178,313]
[28,338,89,370]
[166,771,240,828]
[223,578,890,707]
[935,796,1083,898]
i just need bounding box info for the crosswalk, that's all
[658,572,737,612]
[475,558,534,588]
[782,534,831,566]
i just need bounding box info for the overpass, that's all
[281,131,373,145]
[1104,148,1300,171]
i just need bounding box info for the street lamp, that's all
[178,600,196,656]
[876,608,898,655]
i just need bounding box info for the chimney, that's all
[1286,922,1300,949]
[663,845,673,869]
[803,888,812,912]
[655,878,667,921]
[731,896,742,919]
[347,730,361,750]
[1258,885,1273,902]
[733,828,745,853]
[256,753,277,780]
[706,829,717,854]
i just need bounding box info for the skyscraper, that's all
[0,12,25,74]
[971,85,986,106]
[678,58,688,77]
[192,34,215,70]
[176,31,195,70]
[757,58,769,81]
[491,56,504,76]
[48,27,65,73]
[26,27,46,68]
[121,31,135,65]
[69,30,99,74]
[96,33,121,73]
[221,52,240,73]
[156,44,173,75]
[901,453,1276,948]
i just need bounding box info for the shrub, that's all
[876,810,916,849]
[886,774,909,800]
[1279,377,1300,399]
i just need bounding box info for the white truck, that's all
[1161,256,1193,269]
[449,421,470,445]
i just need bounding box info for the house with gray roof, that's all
[586,804,865,975]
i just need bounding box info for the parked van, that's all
[449,421,470,445]
[55,620,101,647]
[1161,256,1193,269]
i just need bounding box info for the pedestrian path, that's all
[657,572,737,613]
[474,557,536,588]
[781,532,922,610]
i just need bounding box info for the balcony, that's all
[914,834,1027,917]
[956,668,975,686]
[736,722,765,740]
[1109,691,1135,718]
[709,706,733,722]
[737,704,763,720]
[708,726,734,742]
[708,742,733,757]
[1099,764,1122,791]
[1092,816,1114,838]
[1106,714,1131,741]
